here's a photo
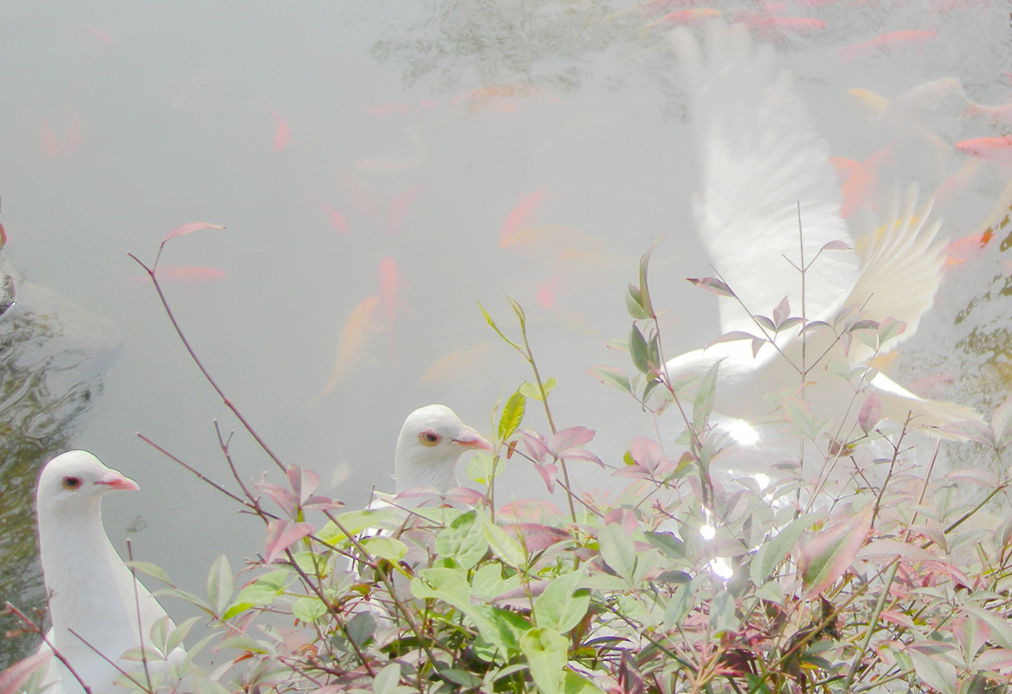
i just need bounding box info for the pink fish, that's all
[536,277,561,309]
[378,256,399,326]
[945,228,995,267]
[271,109,290,152]
[934,160,980,203]
[500,191,546,247]
[737,11,827,35]
[842,30,937,61]
[386,185,424,232]
[955,135,1012,163]
[39,115,82,159]
[83,24,114,46]
[644,8,721,29]
[830,146,892,218]
[318,295,381,396]
[320,202,349,234]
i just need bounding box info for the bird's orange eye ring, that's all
[418,430,441,447]
[62,476,82,490]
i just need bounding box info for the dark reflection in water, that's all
[0,279,120,665]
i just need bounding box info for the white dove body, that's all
[35,450,183,694]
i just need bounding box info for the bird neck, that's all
[394,447,456,494]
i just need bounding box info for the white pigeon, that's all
[392,404,492,498]
[34,450,184,694]
[662,21,982,444]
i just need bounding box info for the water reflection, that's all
[0,279,120,664]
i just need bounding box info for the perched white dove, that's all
[392,404,492,498]
[662,21,982,444]
[33,450,184,694]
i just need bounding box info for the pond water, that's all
[1,0,1008,665]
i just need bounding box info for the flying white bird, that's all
[662,21,981,444]
[33,450,185,694]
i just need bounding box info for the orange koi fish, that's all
[536,277,562,309]
[378,256,399,327]
[830,146,892,218]
[842,30,937,61]
[421,341,495,384]
[644,8,721,29]
[386,185,424,232]
[499,191,547,247]
[955,135,1012,162]
[40,115,82,159]
[156,265,227,282]
[318,295,381,396]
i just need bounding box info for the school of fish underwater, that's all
[0,0,1009,669]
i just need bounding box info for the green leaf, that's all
[629,325,651,374]
[638,248,656,317]
[373,662,402,694]
[481,511,527,569]
[466,452,498,485]
[709,590,738,634]
[360,536,407,563]
[164,616,201,655]
[598,524,636,581]
[293,596,328,623]
[125,560,172,585]
[479,301,523,351]
[434,510,489,570]
[206,554,233,616]
[520,378,557,401]
[223,569,290,620]
[692,361,721,432]
[534,570,590,634]
[644,531,685,560]
[411,567,473,609]
[499,390,526,441]
[625,285,650,319]
[562,671,606,694]
[589,366,632,394]
[750,514,820,585]
[520,627,569,694]
[799,505,873,595]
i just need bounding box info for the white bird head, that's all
[36,450,139,520]
[394,404,491,494]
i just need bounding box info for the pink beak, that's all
[96,471,140,492]
[451,427,493,451]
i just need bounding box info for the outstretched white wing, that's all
[668,21,860,339]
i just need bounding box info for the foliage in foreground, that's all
[6,233,1012,694]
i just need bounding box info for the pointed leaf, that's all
[798,505,873,595]
[692,361,720,432]
[499,391,526,441]
[264,519,313,564]
[162,221,225,243]
[752,314,775,332]
[0,651,53,694]
[626,285,650,320]
[534,569,590,634]
[772,296,790,328]
[589,367,632,394]
[206,554,234,616]
[821,240,850,251]
[519,627,568,694]
[710,330,758,346]
[629,325,651,374]
[687,276,735,298]
[857,392,882,434]
[638,247,656,316]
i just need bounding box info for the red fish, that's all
[386,185,424,232]
[83,24,114,46]
[644,8,721,29]
[944,228,995,267]
[500,191,546,247]
[955,135,1012,163]
[536,277,561,309]
[130,265,226,284]
[842,30,937,61]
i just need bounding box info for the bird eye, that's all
[62,476,82,490]
[418,430,441,447]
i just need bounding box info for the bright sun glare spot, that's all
[754,473,770,491]
[709,557,734,580]
[700,524,716,540]
[724,418,760,446]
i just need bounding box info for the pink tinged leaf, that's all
[561,449,604,466]
[264,519,314,564]
[508,523,571,551]
[857,392,882,434]
[257,482,298,516]
[752,314,775,332]
[975,648,1012,671]
[773,296,790,328]
[520,430,551,463]
[286,465,320,506]
[162,221,226,243]
[446,486,487,506]
[750,338,765,358]
[940,419,994,445]
[629,437,663,472]
[709,330,758,347]
[687,276,735,298]
[947,468,998,486]
[879,610,916,629]
[858,539,937,562]
[821,240,851,251]
[798,504,873,595]
[534,462,558,493]
[0,651,52,694]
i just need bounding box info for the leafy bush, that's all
[7,239,1011,694]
